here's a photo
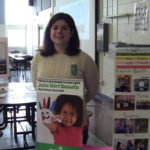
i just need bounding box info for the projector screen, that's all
[55,0,96,60]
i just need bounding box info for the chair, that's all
[9,50,20,54]
[23,55,33,70]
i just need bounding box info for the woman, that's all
[31,12,99,144]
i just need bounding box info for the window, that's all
[5,0,31,48]
[5,0,28,25]
[7,29,26,47]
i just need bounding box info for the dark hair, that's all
[116,141,121,149]
[54,94,83,126]
[40,12,81,56]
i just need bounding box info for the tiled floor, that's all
[0,69,108,149]
[0,122,35,149]
[9,69,32,83]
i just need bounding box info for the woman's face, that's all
[60,103,77,127]
[50,20,73,48]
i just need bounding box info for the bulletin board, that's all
[0,38,9,78]
[113,46,150,150]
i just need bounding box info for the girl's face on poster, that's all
[60,103,77,127]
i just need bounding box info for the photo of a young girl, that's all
[43,94,83,148]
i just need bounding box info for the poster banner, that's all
[0,38,9,78]
[36,78,84,150]
[113,47,150,150]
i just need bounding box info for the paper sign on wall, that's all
[113,47,150,150]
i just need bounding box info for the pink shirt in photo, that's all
[53,122,83,148]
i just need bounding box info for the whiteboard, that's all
[55,0,96,60]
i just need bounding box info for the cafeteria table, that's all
[0,82,36,149]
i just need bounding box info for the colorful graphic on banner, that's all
[113,47,150,150]
[36,78,84,150]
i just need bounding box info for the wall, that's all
[103,0,150,44]
[99,0,150,97]
[0,0,5,24]
[87,95,113,145]
[88,0,150,145]
[0,0,6,37]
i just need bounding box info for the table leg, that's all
[0,106,8,130]
[31,105,36,140]
[26,105,36,141]
[13,105,18,143]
